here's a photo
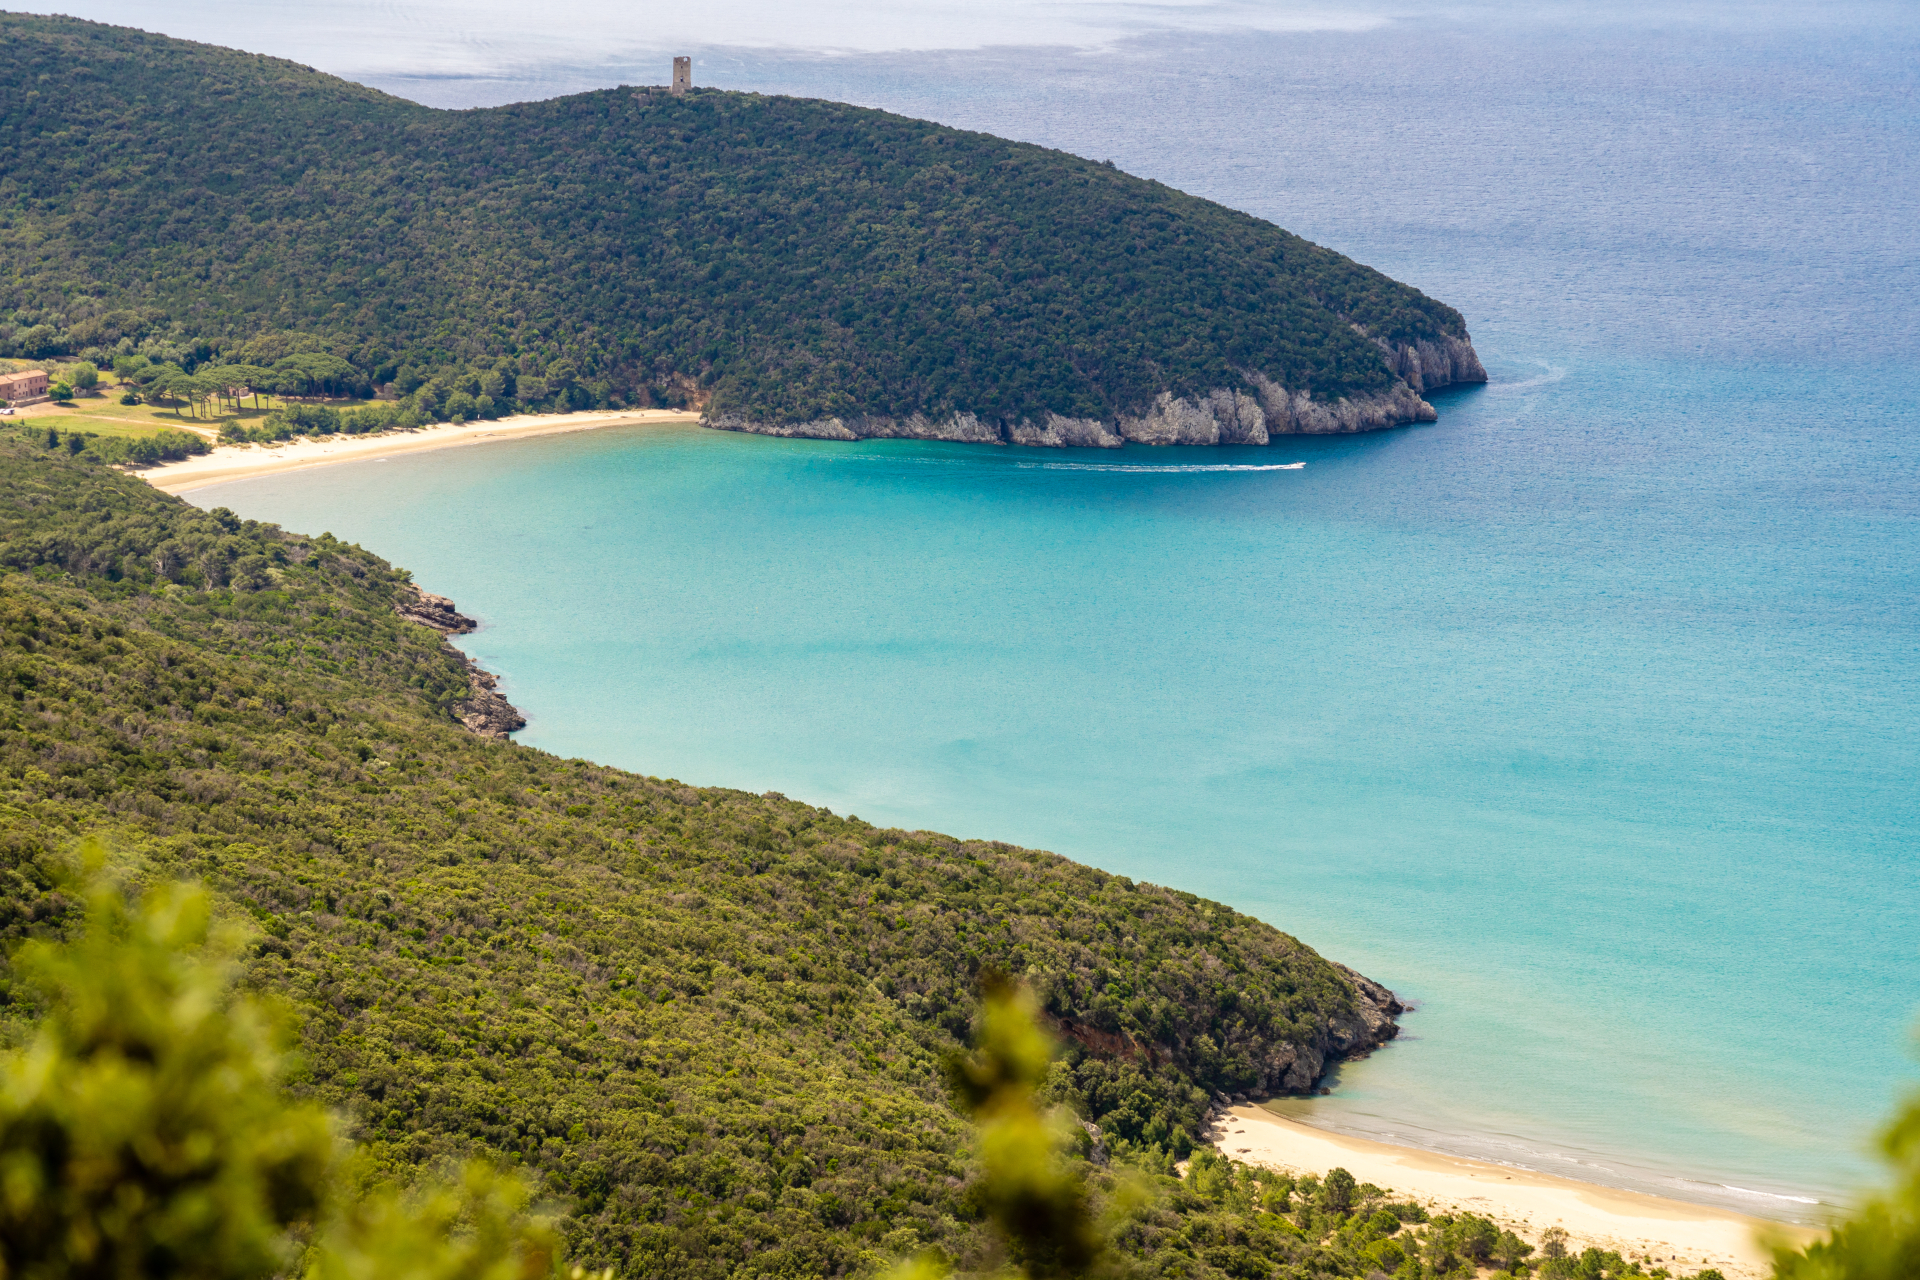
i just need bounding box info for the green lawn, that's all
[5,365,384,440]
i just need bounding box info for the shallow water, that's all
[171,8,1918,1224]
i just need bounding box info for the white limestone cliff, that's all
[704,332,1486,447]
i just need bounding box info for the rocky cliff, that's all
[1374,332,1489,394]
[705,334,1486,449]
[395,585,526,740]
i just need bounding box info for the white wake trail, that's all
[1012,461,1306,473]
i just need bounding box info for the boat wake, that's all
[836,452,1305,473]
[1012,461,1306,473]
[1485,363,1568,395]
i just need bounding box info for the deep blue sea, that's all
[155,5,1919,1224]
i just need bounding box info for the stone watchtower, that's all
[670,57,691,96]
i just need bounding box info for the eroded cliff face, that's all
[1118,389,1269,445]
[705,332,1486,448]
[1373,332,1489,393]
[1241,963,1404,1097]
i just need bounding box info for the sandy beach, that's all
[1211,1107,1820,1279]
[140,408,702,495]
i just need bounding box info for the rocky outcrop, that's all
[452,665,527,740]
[1371,332,1488,393]
[705,332,1484,447]
[1117,389,1269,446]
[706,409,1130,448]
[708,415,862,441]
[1008,414,1125,449]
[1079,1120,1111,1167]
[1330,962,1405,1052]
[394,584,525,741]
[1052,963,1402,1100]
[1241,966,1404,1096]
[704,411,1003,444]
[395,585,477,634]
[1244,372,1439,435]
[854,412,1007,445]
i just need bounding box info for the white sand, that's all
[1210,1107,1821,1279]
[140,408,702,494]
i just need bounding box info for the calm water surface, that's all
[181,11,1918,1223]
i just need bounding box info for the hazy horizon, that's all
[24,1,1918,109]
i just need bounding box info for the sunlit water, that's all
[157,7,1919,1225]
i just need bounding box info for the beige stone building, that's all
[0,369,49,405]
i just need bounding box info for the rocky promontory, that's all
[706,333,1487,450]
[394,584,526,740]
[1049,960,1404,1101]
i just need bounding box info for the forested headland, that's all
[0,14,1482,447]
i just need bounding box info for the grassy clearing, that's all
[6,376,386,441]
[7,400,222,439]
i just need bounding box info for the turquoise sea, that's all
[174,7,1918,1225]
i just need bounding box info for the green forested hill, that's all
[0,437,1424,1276]
[0,14,1480,434]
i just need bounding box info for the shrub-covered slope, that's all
[0,440,1408,1275]
[0,15,1482,443]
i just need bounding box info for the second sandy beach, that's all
[140,408,702,495]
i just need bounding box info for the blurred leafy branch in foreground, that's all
[0,846,557,1280]
[935,975,1113,1279]
[1769,1059,1919,1280]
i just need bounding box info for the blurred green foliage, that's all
[305,1163,557,1280]
[944,978,1104,1278]
[0,860,334,1280]
[0,851,555,1280]
[1770,1076,1918,1280]
[1,15,1471,428]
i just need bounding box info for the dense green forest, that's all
[0,445,1750,1280]
[0,15,1480,435]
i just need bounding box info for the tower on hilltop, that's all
[671,57,691,95]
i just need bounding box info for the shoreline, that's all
[1211,1106,1821,1280]
[138,408,702,494]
